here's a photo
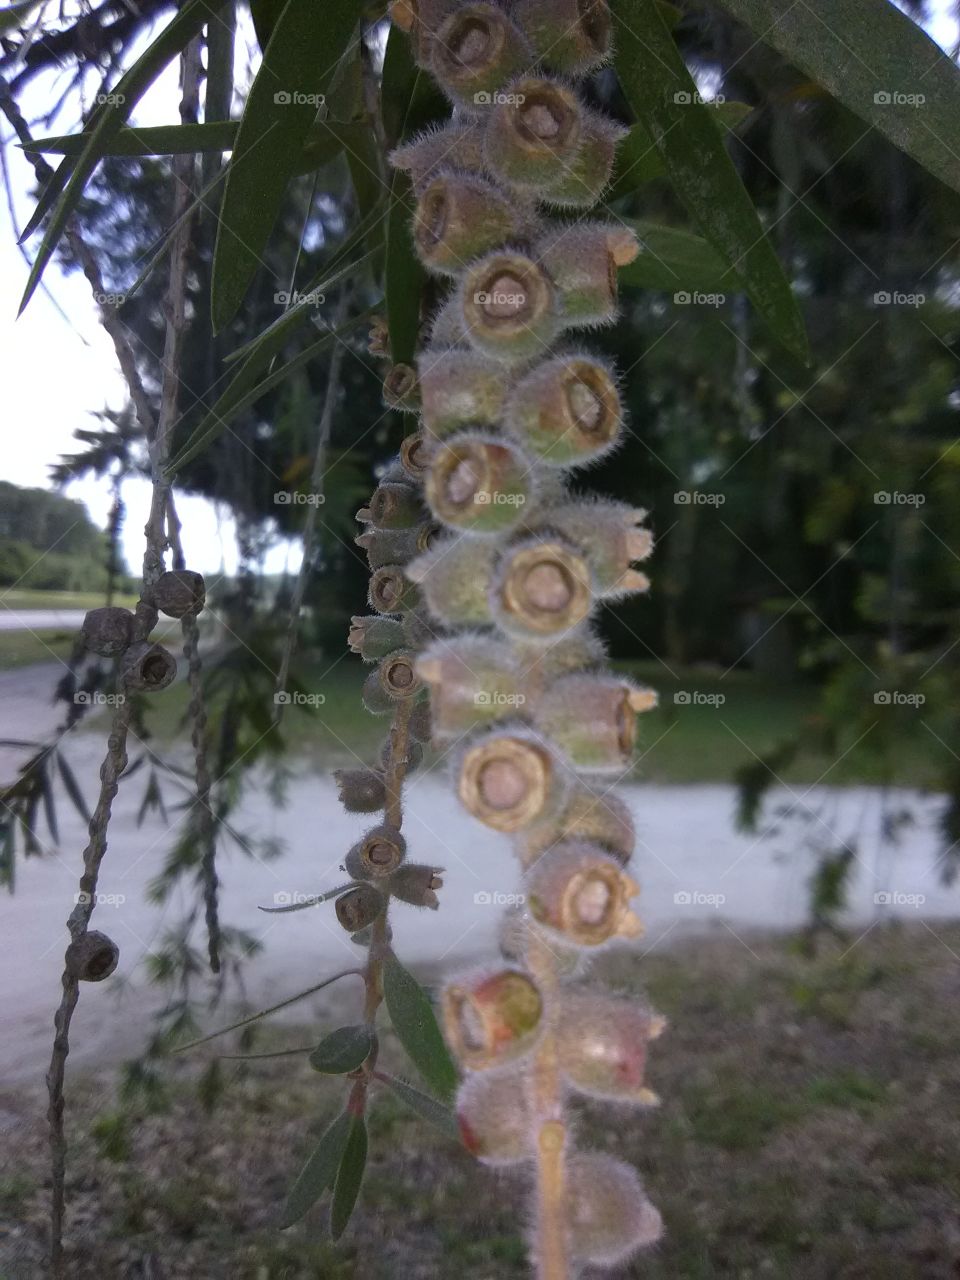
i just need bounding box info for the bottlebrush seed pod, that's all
[544,499,653,597]
[378,736,425,774]
[414,172,528,275]
[402,607,437,650]
[362,667,395,715]
[389,862,444,909]
[65,930,119,982]
[366,481,424,530]
[505,353,622,467]
[457,1068,532,1165]
[566,1152,663,1265]
[512,628,607,682]
[514,0,612,75]
[151,568,206,618]
[335,883,387,933]
[335,768,388,813]
[484,77,583,189]
[431,4,531,109]
[457,728,567,832]
[121,641,177,693]
[347,615,406,662]
[406,534,498,627]
[355,525,423,570]
[491,535,594,640]
[526,841,642,946]
[538,222,639,327]
[429,295,472,348]
[535,673,656,772]
[558,991,665,1105]
[416,634,525,741]
[80,606,134,657]
[369,565,420,615]
[460,251,559,363]
[390,118,487,192]
[441,967,544,1070]
[540,113,627,209]
[425,432,535,534]
[379,649,424,701]
[389,0,458,66]
[499,904,582,976]
[382,362,420,413]
[344,824,407,879]
[399,431,434,482]
[418,347,509,438]
[518,783,635,867]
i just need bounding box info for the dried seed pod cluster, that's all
[384,1,665,1269]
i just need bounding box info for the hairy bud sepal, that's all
[545,499,653,597]
[538,222,639,328]
[389,862,444,909]
[416,635,525,741]
[557,990,665,1105]
[535,673,655,772]
[347,615,406,661]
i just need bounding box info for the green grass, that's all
[0,627,76,668]
[0,588,138,611]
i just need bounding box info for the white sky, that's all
[0,2,958,577]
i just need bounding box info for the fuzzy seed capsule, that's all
[457,729,567,832]
[335,768,388,813]
[344,824,407,879]
[457,1068,532,1164]
[151,568,206,618]
[365,482,424,530]
[406,534,498,627]
[389,0,459,67]
[498,904,582,976]
[382,363,420,413]
[460,251,559,363]
[540,113,626,208]
[362,650,424,716]
[416,635,525,741]
[535,673,655,772]
[525,841,641,946]
[406,699,433,744]
[414,172,529,275]
[514,0,612,74]
[512,628,607,682]
[544,500,653,597]
[121,641,177,693]
[558,991,665,1105]
[519,783,635,867]
[492,535,594,640]
[347,615,406,662]
[389,862,444,909]
[537,222,639,328]
[418,347,509,439]
[65,930,119,982]
[484,77,583,189]
[429,296,472,348]
[378,735,425,775]
[355,525,429,570]
[390,118,487,192]
[425,433,534,534]
[441,967,543,1070]
[431,4,531,109]
[505,353,622,466]
[335,883,387,932]
[80,606,135,657]
[398,431,435,482]
[402,607,437,649]
[566,1152,663,1265]
[369,565,420,615]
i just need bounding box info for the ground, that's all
[3,922,959,1278]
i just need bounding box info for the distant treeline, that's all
[0,481,130,593]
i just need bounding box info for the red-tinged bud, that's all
[121,641,177,693]
[65,930,120,982]
[537,222,639,328]
[390,119,487,192]
[431,4,531,109]
[514,0,612,74]
[152,568,206,619]
[492,535,594,640]
[558,991,664,1104]
[414,172,532,275]
[566,1153,663,1265]
[366,481,424,530]
[505,353,622,467]
[441,967,543,1070]
[81,606,134,657]
[457,729,567,832]
[335,883,387,932]
[418,347,508,439]
[459,251,559,363]
[383,362,420,413]
[425,432,535,534]
[535,673,656,773]
[389,862,444,909]
[344,824,407,879]
[457,1068,532,1165]
[541,113,627,208]
[416,635,525,741]
[348,615,406,661]
[484,77,584,189]
[543,499,653,598]
[399,431,434,482]
[519,783,635,867]
[369,565,420,615]
[335,768,387,813]
[406,534,498,627]
[525,841,641,946]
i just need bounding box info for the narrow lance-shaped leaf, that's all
[383,952,458,1101]
[620,220,734,291]
[378,1073,459,1138]
[279,1111,352,1228]
[607,103,753,201]
[611,0,808,362]
[309,1024,375,1074]
[330,1113,367,1240]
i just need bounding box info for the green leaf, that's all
[608,104,753,201]
[23,122,240,157]
[382,953,457,1101]
[249,0,286,50]
[378,1074,459,1138]
[620,220,733,291]
[210,0,359,332]
[611,0,807,361]
[55,750,91,823]
[309,1024,375,1074]
[716,0,960,198]
[279,1111,351,1228]
[17,0,212,314]
[330,1114,367,1241]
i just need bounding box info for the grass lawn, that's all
[0,628,76,669]
[0,588,139,612]
[4,922,959,1277]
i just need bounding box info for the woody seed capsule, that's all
[369,565,419,615]
[540,113,626,208]
[121,642,177,693]
[415,635,525,741]
[398,431,434,481]
[557,990,665,1105]
[347,615,406,661]
[335,768,388,813]
[65,930,120,982]
[390,118,487,192]
[366,482,424,530]
[513,0,612,74]
[519,783,635,867]
[388,0,459,67]
[414,172,528,275]
[389,862,444,910]
[382,363,420,413]
[425,432,533,534]
[457,1068,532,1165]
[457,729,566,832]
[441,967,544,1070]
[492,535,594,640]
[505,353,622,467]
[535,673,656,772]
[525,840,642,946]
[538,222,639,328]
[544,500,653,597]
[80,606,134,657]
[566,1153,663,1264]
[431,4,531,109]
[152,568,206,618]
[484,77,584,190]
[355,525,424,570]
[335,883,387,933]
[406,534,498,627]
[418,347,508,439]
[344,824,407,879]
[460,252,559,363]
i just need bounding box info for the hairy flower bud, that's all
[335,768,387,813]
[382,362,420,413]
[389,862,444,909]
[537,222,639,328]
[459,251,559,362]
[416,634,525,740]
[505,353,622,466]
[457,728,567,832]
[347,615,406,661]
[425,432,535,534]
[398,431,435,481]
[414,172,530,274]
[557,991,664,1105]
[406,534,498,627]
[544,500,653,597]
[151,568,206,618]
[484,77,583,189]
[355,524,434,570]
[519,783,635,867]
[418,347,508,439]
[364,481,424,530]
[81,606,134,657]
[525,841,641,946]
[535,673,656,772]
[442,967,543,1070]
[65,930,119,982]
[566,1152,663,1264]
[121,641,177,692]
[491,535,594,640]
[457,1068,532,1164]
[344,824,407,879]
[335,883,387,932]
[514,0,612,74]
[431,4,531,109]
[369,565,420,615]
[391,118,487,192]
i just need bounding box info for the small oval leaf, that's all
[383,953,457,1101]
[330,1114,367,1241]
[279,1111,351,1228]
[379,1074,459,1138]
[309,1024,375,1075]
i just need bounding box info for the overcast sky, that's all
[1,2,957,577]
